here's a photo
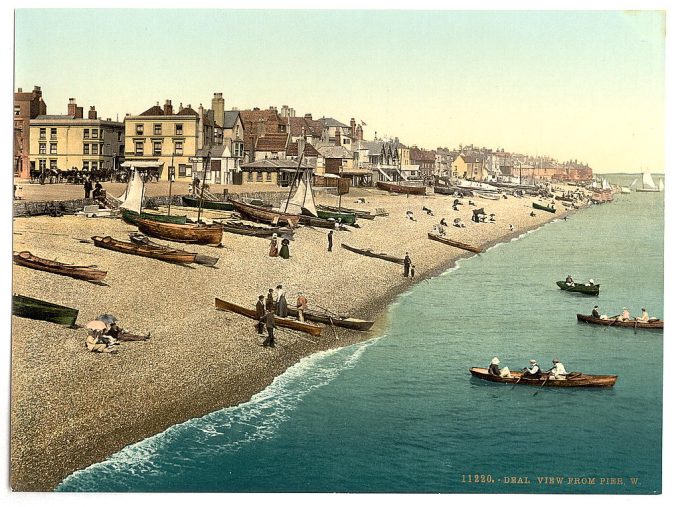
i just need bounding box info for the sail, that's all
[302,173,318,216]
[602,179,612,190]
[630,178,638,188]
[659,179,664,191]
[119,169,145,212]
[280,173,317,216]
[642,172,657,190]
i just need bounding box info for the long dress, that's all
[269,237,279,257]
[279,239,290,259]
[277,292,288,318]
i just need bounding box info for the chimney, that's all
[257,119,266,138]
[198,104,205,150]
[212,93,225,128]
[335,128,341,147]
[67,98,77,117]
[356,124,363,141]
[304,113,312,120]
[17,87,22,93]
[88,106,97,119]
[76,106,83,119]
[350,118,356,138]
[164,99,173,115]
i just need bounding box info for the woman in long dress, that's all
[269,233,279,257]
[279,238,290,259]
[275,284,288,318]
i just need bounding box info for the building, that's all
[409,146,436,183]
[14,86,47,178]
[29,98,124,179]
[240,107,288,163]
[453,153,487,180]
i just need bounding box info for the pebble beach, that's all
[10,182,578,491]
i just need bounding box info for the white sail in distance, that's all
[642,172,657,190]
[119,169,145,212]
[659,178,664,191]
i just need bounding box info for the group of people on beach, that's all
[269,233,291,259]
[85,318,150,354]
[488,357,568,380]
[255,285,309,348]
[592,305,650,322]
[83,177,103,200]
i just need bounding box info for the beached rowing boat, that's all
[315,208,357,225]
[128,233,219,267]
[473,191,501,200]
[13,250,107,282]
[214,298,323,336]
[12,294,79,327]
[285,306,374,331]
[340,243,403,264]
[136,218,223,245]
[213,220,293,238]
[92,235,197,264]
[181,195,234,211]
[532,202,556,213]
[121,208,188,225]
[556,281,600,295]
[376,181,427,195]
[298,214,350,230]
[576,314,663,329]
[469,367,617,388]
[427,233,482,253]
[433,186,458,195]
[228,198,300,227]
[316,204,375,220]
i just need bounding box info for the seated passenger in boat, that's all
[617,307,631,321]
[565,274,575,287]
[547,358,567,380]
[636,307,650,322]
[586,278,596,286]
[592,305,601,318]
[522,359,542,379]
[488,357,511,378]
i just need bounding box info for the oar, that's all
[533,376,549,396]
[566,371,582,380]
[327,315,339,340]
[510,375,524,389]
[634,321,638,335]
[605,316,620,330]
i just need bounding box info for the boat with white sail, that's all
[636,172,660,193]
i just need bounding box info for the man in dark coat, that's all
[265,289,275,312]
[260,309,276,347]
[256,295,266,334]
[403,253,411,277]
[84,178,93,199]
[327,230,333,252]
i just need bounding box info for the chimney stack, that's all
[335,128,341,147]
[212,92,224,128]
[17,87,22,93]
[304,113,313,120]
[88,106,97,119]
[350,118,356,138]
[164,100,173,115]
[67,98,77,117]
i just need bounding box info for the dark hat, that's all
[259,295,265,299]
[276,284,283,289]
[268,288,273,292]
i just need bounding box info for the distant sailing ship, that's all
[636,172,660,193]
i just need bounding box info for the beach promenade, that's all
[10,181,578,490]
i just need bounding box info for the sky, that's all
[11,7,668,173]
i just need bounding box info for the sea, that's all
[57,183,664,494]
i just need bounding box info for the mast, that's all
[197,151,210,224]
[283,138,306,213]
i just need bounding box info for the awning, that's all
[121,160,164,168]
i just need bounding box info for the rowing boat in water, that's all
[427,233,482,253]
[214,298,324,336]
[340,243,403,264]
[121,208,187,225]
[576,314,663,329]
[317,204,375,220]
[92,235,197,264]
[128,233,219,266]
[556,281,599,295]
[13,251,107,282]
[228,198,300,227]
[136,218,223,245]
[285,306,374,331]
[469,367,617,387]
[12,294,79,327]
[532,202,556,213]
[182,195,234,211]
[214,221,293,238]
[376,181,427,195]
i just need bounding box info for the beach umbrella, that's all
[96,314,118,325]
[85,320,107,331]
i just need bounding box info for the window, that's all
[175,124,183,135]
[117,132,122,142]
[136,124,144,135]
[83,144,90,155]
[212,167,221,183]
[91,161,98,170]
[39,159,46,170]
[247,171,253,182]
[235,125,240,138]
[266,171,272,182]
[49,159,57,170]
[39,128,46,140]
[178,164,187,177]
[174,141,183,155]
[91,129,99,139]
[135,141,144,156]
[83,129,90,139]
[50,143,57,154]
[232,141,244,158]
[50,128,57,139]
[14,106,20,116]
[343,138,350,145]
[91,144,99,155]
[39,143,46,154]
[82,161,89,171]
[153,124,162,135]
[256,172,263,182]
[153,141,162,156]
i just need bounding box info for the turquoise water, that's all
[58,191,664,494]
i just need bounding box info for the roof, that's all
[241,159,314,170]
[223,110,241,129]
[316,145,354,159]
[319,117,349,129]
[35,114,75,120]
[195,145,230,158]
[240,109,286,136]
[286,142,321,157]
[460,154,484,163]
[410,147,436,162]
[287,116,324,137]
[255,133,289,152]
[176,106,199,117]
[353,140,383,155]
[139,105,165,116]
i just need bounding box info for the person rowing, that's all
[565,274,575,287]
[521,359,542,379]
[636,307,650,322]
[617,307,631,322]
[547,358,567,380]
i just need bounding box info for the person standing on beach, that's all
[296,291,308,322]
[275,284,288,318]
[256,295,266,334]
[84,178,92,199]
[269,234,279,257]
[403,253,412,277]
[327,230,333,252]
[410,263,415,278]
[279,238,290,259]
[260,309,276,348]
[266,289,275,312]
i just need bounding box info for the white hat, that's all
[491,357,500,365]
[272,233,278,238]
[589,279,594,284]
[529,359,537,364]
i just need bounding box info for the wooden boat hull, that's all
[182,196,234,211]
[317,204,374,220]
[556,281,600,295]
[298,214,349,230]
[469,367,617,388]
[128,233,218,267]
[12,294,79,327]
[340,243,403,264]
[316,209,357,225]
[214,221,293,238]
[121,208,187,225]
[433,186,457,195]
[376,181,427,195]
[13,251,107,282]
[427,233,482,253]
[473,191,500,200]
[228,198,300,227]
[136,218,223,245]
[215,298,323,336]
[92,235,197,264]
[532,202,556,213]
[576,314,663,329]
[286,306,374,331]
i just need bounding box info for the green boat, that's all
[556,281,600,296]
[121,208,187,225]
[315,209,356,225]
[532,202,556,213]
[12,294,79,327]
[182,196,234,211]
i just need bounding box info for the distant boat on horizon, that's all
[636,172,660,193]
